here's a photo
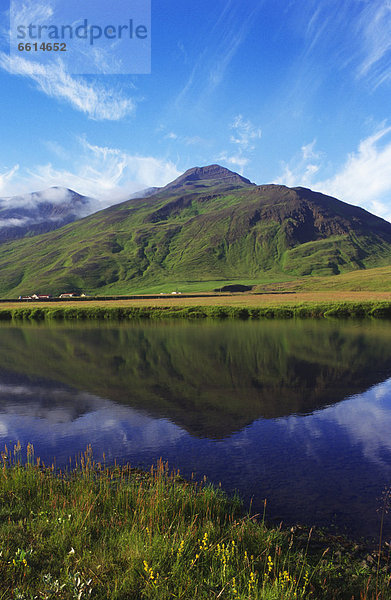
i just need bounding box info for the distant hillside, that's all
[1,164,391,297]
[0,187,92,243]
[0,186,164,246]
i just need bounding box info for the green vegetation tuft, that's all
[1,444,390,599]
[2,300,391,322]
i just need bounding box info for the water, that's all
[1,318,391,540]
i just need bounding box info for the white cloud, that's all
[0,217,30,228]
[10,0,54,25]
[44,141,70,161]
[277,378,391,469]
[0,165,20,194]
[354,1,391,88]
[0,53,134,121]
[0,139,181,210]
[301,139,320,161]
[184,136,204,146]
[217,115,261,175]
[217,153,249,174]
[0,187,71,209]
[76,139,181,197]
[175,2,263,107]
[161,129,206,146]
[0,186,76,209]
[277,139,322,188]
[230,115,262,151]
[280,163,320,189]
[324,379,391,467]
[0,188,93,229]
[277,129,391,221]
[316,126,391,220]
[8,0,131,75]
[290,0,391,92]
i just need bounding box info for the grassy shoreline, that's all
[1,299,391,321]
[1,446,390,599]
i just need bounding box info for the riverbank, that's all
[1,295,391,320]
[1,446,390,600]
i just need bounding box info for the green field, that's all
[254,265,391,293]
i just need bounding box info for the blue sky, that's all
[1,0,391,219]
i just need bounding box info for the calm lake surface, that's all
[1,318,391,541]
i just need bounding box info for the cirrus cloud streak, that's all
[0,52,135,121]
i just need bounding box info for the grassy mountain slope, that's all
[1,165,391,297]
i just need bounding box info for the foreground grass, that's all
[1,297,391,320]
[1,446,390,599]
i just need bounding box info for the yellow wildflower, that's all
[267,555,273,573]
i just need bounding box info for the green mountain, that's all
[1,164,391,297]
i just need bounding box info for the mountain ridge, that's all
[0,187,93,243]
[160,164,254,192]
[1,164,391,297]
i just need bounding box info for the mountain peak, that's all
[0,186,93,245]
[161,164,254,192]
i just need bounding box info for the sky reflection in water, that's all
[0,319,390,540]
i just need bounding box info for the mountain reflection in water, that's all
[0,319,391,540]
